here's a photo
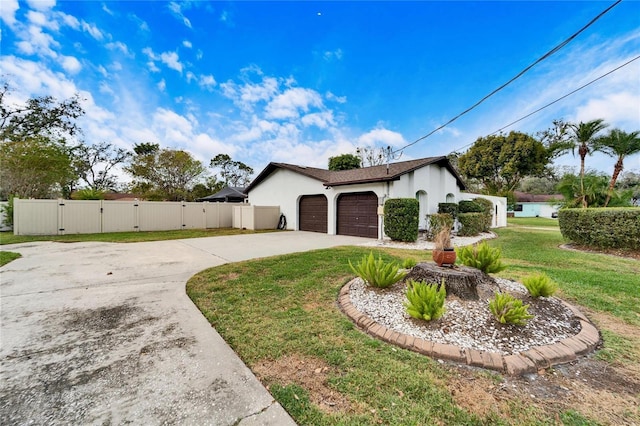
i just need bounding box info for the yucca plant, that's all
[522,273,558,298]
[348,252,407,288]
[402,258,417,269]
[457,241,507,274]
[404,279,447,321]
[488,292,533,326]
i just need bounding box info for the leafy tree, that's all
[0,82,84,142]
[0,136,75,199]
[556,171,630,208]
[537,118,574,160]
[210,154,254,187]
[72,141,131,191]
[595,129,640,207]
[125,145,207,201]
[190,176,224,200]
[328,153,361,171]
[617,171,640,205]
[457,131,549,196]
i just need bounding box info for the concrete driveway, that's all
[0,232,367,425]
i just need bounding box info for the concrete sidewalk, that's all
[0,232,367,425]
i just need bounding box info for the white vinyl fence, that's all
[12,198,281,236]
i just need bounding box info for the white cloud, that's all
[27,10,57,29]
[186,71,196,83]
[102,4,114,16]
[157,79,166,92]
[265,87,323,120]
[58,12,80,29]
[81,21,104,40]
[160,51,183,73]
[323,48,343,61]
[168,1,192,28]
[25,0,55,11]
[18,25,59,57]
[106,41,133,57]
[61,55,81,73]
[301,111,335,129]
[182,40,192,48]
[198,74,216,91]
[326,91,347,104]
[357,128,406,148]
[0,0,19,27]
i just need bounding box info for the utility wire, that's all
[392,0,622,155]
[451,54,640,154]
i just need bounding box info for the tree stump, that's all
[404,263,496,300]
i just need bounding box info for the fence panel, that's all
[60,200,102,234]
[183,203,206,229]
[14,199,59,235]
[102,201,138,233]
[137,201,183,231]
[253,206,280,230]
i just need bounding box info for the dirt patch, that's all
[445,357,640,424]
[561,243,640,261]
[253,354,354,414]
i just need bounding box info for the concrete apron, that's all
[0,232,367,425]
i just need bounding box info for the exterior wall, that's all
[232,205,280,230]
[514,202,561,218]
[12,198,241,235]
[460,193,508,228]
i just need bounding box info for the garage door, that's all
[299,195,328,233]
[337,192,378,238]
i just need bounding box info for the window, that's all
[515,204,523,212]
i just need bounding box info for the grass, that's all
[0,251,21,266]
[187,226,640,424]
[0,228,278,245]
[507,217,560,228]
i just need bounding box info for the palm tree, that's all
[568,119,609,207]
[597,129,640,207]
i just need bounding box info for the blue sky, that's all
[1,0,639,183]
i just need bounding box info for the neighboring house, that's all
[246,156,507,239]
[512,191,562,218]
[197,187,248,203]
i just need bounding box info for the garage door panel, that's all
[299,195,328,233]
[337,192,378,238]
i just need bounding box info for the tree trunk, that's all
[404,263,497,300]
[604,157,624,207]
[579,145,588,208]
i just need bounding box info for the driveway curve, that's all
[0,232,367,425]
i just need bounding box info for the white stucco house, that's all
[512,191,562,219]
[246,156,507,239]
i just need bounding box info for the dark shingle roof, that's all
[197,186,247,202]
[246,156,466,192]
[513,191,563,203]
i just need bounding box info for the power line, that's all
[392,0,622,155]
[451,54,640,154]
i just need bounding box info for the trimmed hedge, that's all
[458,212,485,236]
[458,200,484,213]
[473,198,494,232]
[558,207,640,250]
[384,198,419,242]
[438,203,458,220]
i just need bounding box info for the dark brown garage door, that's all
[299,195,328,233]
[337,192,378,238]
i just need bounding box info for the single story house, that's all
[197,187,248,203]
[246,156,507,239]
[512,191,563,218]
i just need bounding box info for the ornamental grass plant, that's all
[348,252,407,288]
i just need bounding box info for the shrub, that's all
[71,189,106,200]
[456,241,506,274]
[438,203,458,220]
[473,197,494,231]
[427,213,454,240]
[457,213,484,236]
[349,252,407,288]
[522,274,558,298]
[404,279,446,321]
[458,200,484,213]
[488,292,533,326]
[558,207,640,250]
[384,198,419,242]
[402,258,417,269]
[1,196,15,227]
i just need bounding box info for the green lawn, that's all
[507,217,560,228]
[0,228,279,245]
[0,251,21,266]
[187,227,640,425]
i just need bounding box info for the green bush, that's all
[402,258,417,269]
[349,252,407,289]
[427,213,454,240]
[488,292,533,326]
[404,279,446,321]
[458,200,484,213]
[1,196,14,227]
[522,274,558,298]
[456,242,506,274]
[438,203,458,220]
[384,198,419,242]
[473,198,494,231]
[457,213,484,236]
[558,207,640,250]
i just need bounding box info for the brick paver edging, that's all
[338,280,601,376]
